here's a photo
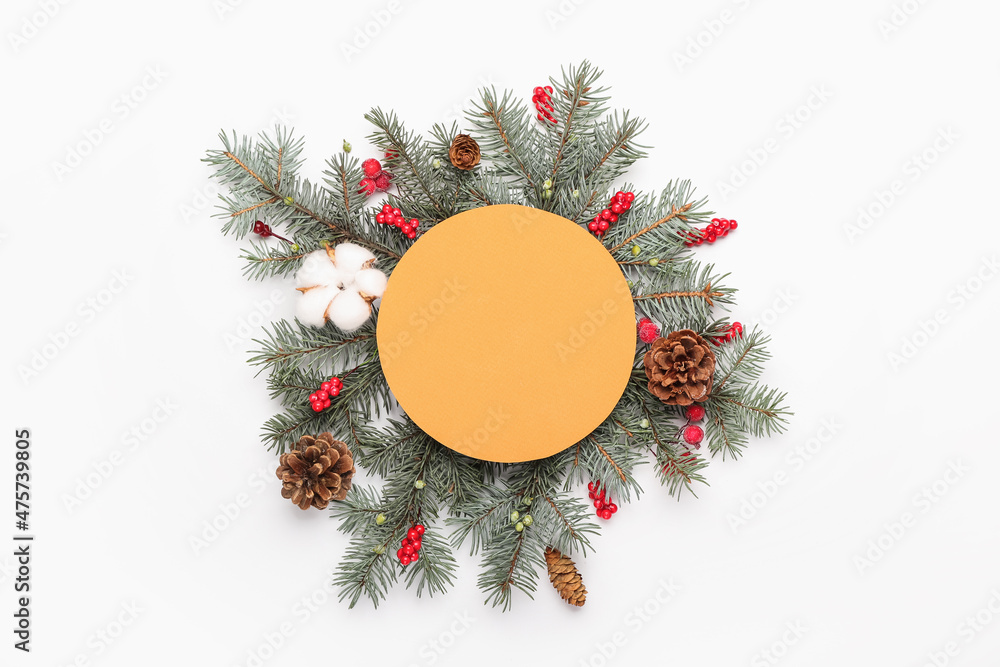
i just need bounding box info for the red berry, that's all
[683,425,704,445]
[587,482,596,492]
[375,213,386,224]
[401,537,411,548]
[685,405,706,422]
[409,219,419,228]
[407,231,416,239]
[729,220,738,231]
[403,544,414,556]
[400,556,411,565]
[316,391,329,401]
[607,213,618,224]
[331,387,341,397]
[600,209,613,221]
[407,527,419,540]
[358,178,376,196]
[308,393,319,403]
[411,539,421,551]
[384,150,398,160]
[534,86,544,96]
[587,221,598,231]
[311,402,323,412]
[637,318,661,344]
[415,525,425,535]
[599,509,612,520]
[397,548,405,560]
[321,398,331,409]
[598,220,609,231]
[733,321,743,335]
[608,503,618,513]
[545,85,553,93]
[594,499,604,510]
[409,551,419,562]
[624,192,635,203]
[362,159,382,177]
[374,173,392,191]
[706,233,717,243]
[611,202,624,214]
[320,382,332,392]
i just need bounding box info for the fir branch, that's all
[634,282,725,307]
[608,203,693,254]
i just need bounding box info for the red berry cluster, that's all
[681,218,738,247]
[358,158,393,197]
[532,85,556,124]
[637,317,660,344]
[663,404,707,476]
[307,376,343,413]
[587,481,619,520]
[711,321,743,346]
[396,524,425,566]
[376,204,419,239]
[253,220,290,243]
[587,191,634,238]
[682,404,705,447]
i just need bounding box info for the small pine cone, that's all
[545,547,587,607]
[448,134,481,170]
[643,329,716,406]
[276,433,355,510]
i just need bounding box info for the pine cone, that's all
[276,433,355,510]
[545,547,587,607]
[448,134,481,170]
[643,329,716,406]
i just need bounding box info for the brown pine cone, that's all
[448,134,480,170]
[276,433,355,510]
[643,329,716,406]
[545,547,586,607]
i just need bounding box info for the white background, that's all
[2,0,999,665]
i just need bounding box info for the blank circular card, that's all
[377,204,636,463]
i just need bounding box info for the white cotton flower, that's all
[294,244,387,331]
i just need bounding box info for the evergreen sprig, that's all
[206,60,790,611]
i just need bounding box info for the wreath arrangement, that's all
[205,61,789,610]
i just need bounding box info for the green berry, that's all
[375,513,386,525]
[640,418,650,429]
[510,510,520,523]
[290,243,300,252]
[514,522,524,532]
[432,158,442,169]
[631,245,641,256]
[571,189,580,198]
[542,178,553,190]
[648,258,660,267]
[626,280,634,289]
[342,140,352,153]
[283,196,294,206]
[541,190,552,200]
[414,480,426,489]
[523,496,533,506]
[372,545,385,554]
[522,515,533,527]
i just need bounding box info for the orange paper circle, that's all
[377,204,636,463]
